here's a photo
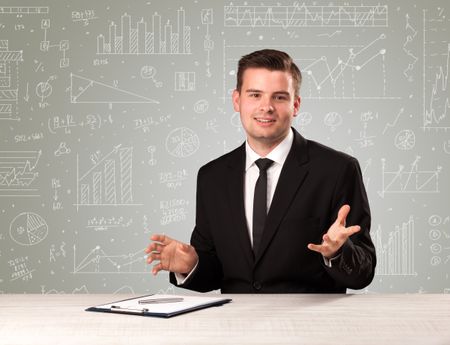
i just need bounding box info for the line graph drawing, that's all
[73,245,148,274]
[422,9,450,130]
[224,4,388,28]
[97,8,191,55]
[76,144,141,210]
[223,37,399,101]
[70,73,159,104]
[301,34,391,99]
[378,156,442,198]
[0,40,23,121]
[0,150,41,197]
[382,107,404,135]
[372,216,416,276]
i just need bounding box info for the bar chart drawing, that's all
[76,144,139,210]
[96,7,191,55]
[372,216,416,276]
[175,72,195,91]
[224,4,388,28]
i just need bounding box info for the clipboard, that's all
[86,294,232,318]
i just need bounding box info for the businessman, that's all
[145,49,376,293]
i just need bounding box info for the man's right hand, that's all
[145,234,199,276]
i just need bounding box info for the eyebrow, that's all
[245,89,290,96]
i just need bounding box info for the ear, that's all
[293,96,301,116]
[232,89,240,113]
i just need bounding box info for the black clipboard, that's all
[86,294,232,318]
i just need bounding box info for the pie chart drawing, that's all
[395,130,415,150]
[165,127,200,158]
[9,212,48,246]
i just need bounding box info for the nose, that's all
[259,96,274,114]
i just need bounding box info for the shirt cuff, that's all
[174,260,199,285]
[322,253,341,268]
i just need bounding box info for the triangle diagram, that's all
[70,73,159,104]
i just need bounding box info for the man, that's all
[145,49,376,293]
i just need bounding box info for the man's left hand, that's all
[307,204,361,259]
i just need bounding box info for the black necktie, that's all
[252,158,274,255]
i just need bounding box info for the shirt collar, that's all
[245,128,294,171]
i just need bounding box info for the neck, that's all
[247,135,286,157]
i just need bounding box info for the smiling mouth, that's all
[255,118,275,123]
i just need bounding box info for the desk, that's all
[1,294,449,345]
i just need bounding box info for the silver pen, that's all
[111,305,149,312]
[138,297,184,304]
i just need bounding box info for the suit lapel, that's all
[255,129,310,264]
[226,144,255,267]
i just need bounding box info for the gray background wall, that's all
[0,0,449,294]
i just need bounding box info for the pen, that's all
[111,305,149,312]
[138,297,184,304]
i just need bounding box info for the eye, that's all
[274,95,288,101]
[249,93,261,98]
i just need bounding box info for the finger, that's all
[307,243,325,254]
[146,242,162,253]
[150,234,171,244]
[346,225,361,236]
[144,242,160,253]
[336,204,351,226]
[147,251,161,261]
[152,262,164,275]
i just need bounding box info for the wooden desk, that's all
[1,294,449,344]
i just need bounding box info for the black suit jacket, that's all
[170,128,376,293]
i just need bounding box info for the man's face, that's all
[232,68,300,149]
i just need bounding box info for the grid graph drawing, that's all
[378,156,442,198]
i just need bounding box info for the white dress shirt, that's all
[244,128,293,246]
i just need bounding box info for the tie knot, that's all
[255,158,274,172]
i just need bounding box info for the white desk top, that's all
[1,293,449,345]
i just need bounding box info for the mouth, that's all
[254,117,276,124]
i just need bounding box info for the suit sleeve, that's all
[323,157,376,290]
[169,166,223,292]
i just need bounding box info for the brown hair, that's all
[236,49,302,97]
